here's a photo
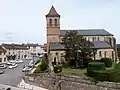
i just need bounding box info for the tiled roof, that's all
[46,5,60,17]
[60,29,113,36]
[2,43,28,50]
[0,46,6,52]
[49,41,112,51]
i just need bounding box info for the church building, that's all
[46,6,117,64]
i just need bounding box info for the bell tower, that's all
[46,5,60,44]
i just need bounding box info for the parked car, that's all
[7,62,14,65]
[39,55,44,58]
[15,60,23,63]
[0,64,7,69]
[26,57,32,60]
[9,60,16,63]
[22,66,32,72]
[9,63,18,69]
[0,70,4,74]
[29,60,34,67]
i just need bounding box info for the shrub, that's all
[88,62,120,82]
[101,58,113,67]
[87,62,105,77]
[93,70,111,81]
[54,64,62,73]
[88,62,105,70]
[40,60,48,71]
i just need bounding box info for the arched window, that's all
[55,19,57,26]
[49,19,52,26]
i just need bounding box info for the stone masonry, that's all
[25,73,120,90]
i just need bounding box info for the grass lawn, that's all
[106,62,116,70]
[61,67,87,77]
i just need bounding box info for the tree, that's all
[62,30,94,68]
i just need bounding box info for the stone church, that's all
[46,5,117,64]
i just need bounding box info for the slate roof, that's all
[60,29,113,36]
[24,43,39,47]
[50,41,112,51]
[92,41,112,49]
[2,43,28,50]
[0,46,6,52]
[50,42,65,50]
[46,5,60,17]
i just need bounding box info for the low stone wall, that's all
[25,73,120,90]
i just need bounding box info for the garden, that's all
[87,58,120,82]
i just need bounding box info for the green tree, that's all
[62,30,94,68]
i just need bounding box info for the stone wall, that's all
[25,74,120,90]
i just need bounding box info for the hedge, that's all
[87,63,120,82]
[101,58,113,67]
[40,59,48,71]
[88,62,105,70]
[87,62,105,77]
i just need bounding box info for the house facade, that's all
[46,6,117,64]
[0,43,45,63]
[0,46,6,64]
[25,43,45,57]
[2,43,29,61]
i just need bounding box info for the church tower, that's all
[46,5,60,44]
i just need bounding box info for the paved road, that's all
[0,60,31,86]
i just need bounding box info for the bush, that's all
[93,70,111,81]
[40,60,48,71]
[54,65,62,73]
[87,62,105,77]
[87,62,120,82]
[101,58,113,67]
[88,62,105,70]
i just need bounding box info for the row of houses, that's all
[0,43,44,64]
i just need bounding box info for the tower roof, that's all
[46,5,60,17]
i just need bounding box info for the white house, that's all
[25,43,45,57]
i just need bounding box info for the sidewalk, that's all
[18,79,48,90]
[0,84,28,90]
[30,62,41,74]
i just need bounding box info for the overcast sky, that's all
[0,0,120,44]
